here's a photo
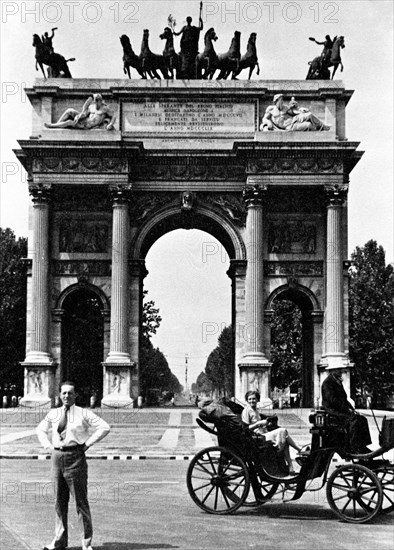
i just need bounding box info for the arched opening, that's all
[61,287,104,406]
[269,286,316,408]
[142,227,232,405]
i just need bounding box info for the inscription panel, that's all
[123,100,256,135]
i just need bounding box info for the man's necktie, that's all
[57,406,69,440]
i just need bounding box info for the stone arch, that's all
[266,283,322,408]
[132,205,246,260]
[55,282,110,313]
[266,282,320,312]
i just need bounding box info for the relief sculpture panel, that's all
[59,220,109,253]
[268,220,317,254]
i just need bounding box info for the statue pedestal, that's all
[239,359,272,407]
[101,363,135,408]
[19,362,55,408]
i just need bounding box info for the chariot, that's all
[186,400,394,523]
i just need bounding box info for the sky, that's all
[0,0,393,385]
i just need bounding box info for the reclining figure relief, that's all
[261,94,330,132]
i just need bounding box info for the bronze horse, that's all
[231,32,259,79]
[306,36,345,80]
[195,28,218,79]
[32,34,74,78]
[160,27,181,79]
[139,29,169,79]
[215,31,241,80]
[120,35,145,78]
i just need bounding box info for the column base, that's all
[20,361,55,408]
[105,352,133,364]
[102,362,136,408]
[238,359,272,406]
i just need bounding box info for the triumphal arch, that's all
[15,79,362,408]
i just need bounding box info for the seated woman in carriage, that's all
[242,390,306,474]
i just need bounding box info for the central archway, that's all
[131,205,246,402]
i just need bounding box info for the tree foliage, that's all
[204,326,234,397]
[0,228,27,390]
[270,299,302,390]
[193,371,212,395]
[349,240,394,406]
[139,291,182,400]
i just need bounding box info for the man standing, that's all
[36,381,110,550]
[321,368,372,453]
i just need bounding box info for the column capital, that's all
[324,184,348,206]
[242,184,268,207]
[29,184,52,204]
[226,259,247,279]
[109,184,133,205]
[129,259,149,279]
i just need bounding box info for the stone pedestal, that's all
[101,363,135,408]
[21,185,54,407]
[239,182,271,405]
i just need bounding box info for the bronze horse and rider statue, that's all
[32,28,75,78]
[306,35,345,80]
[31,4,346,81]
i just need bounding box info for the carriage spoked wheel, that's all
[326,464,383,523]
[368,465,394,514]
[186,446,250,514]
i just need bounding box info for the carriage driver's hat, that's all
[273,94,284,104]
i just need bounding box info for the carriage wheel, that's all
[186,446,250,514]
[369,465,394,514]
[326,464,383,523]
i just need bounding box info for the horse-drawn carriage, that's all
[186,399,394,523]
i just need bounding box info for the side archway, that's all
[266,283,323,408]
[56,283,110,405]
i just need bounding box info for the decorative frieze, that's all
[52,260,111,276]
[247,157,343,174]
[33,156,127,173]
[130,162,245,182]
[264,261,324,277]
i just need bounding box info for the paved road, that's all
[1,460,393,550]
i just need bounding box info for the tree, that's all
[270,300,302,390]
[0,228,27,391]
[204,325,234,397]
[349,240,394,406]
[139,291,182,400]
[193,371,212,395]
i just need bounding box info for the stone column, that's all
[226,260,247,402]
[239,183,271,406]
[322,185,352,389]
[21,185,54,407]
[129,259,149,403]
[102,185,134,408]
